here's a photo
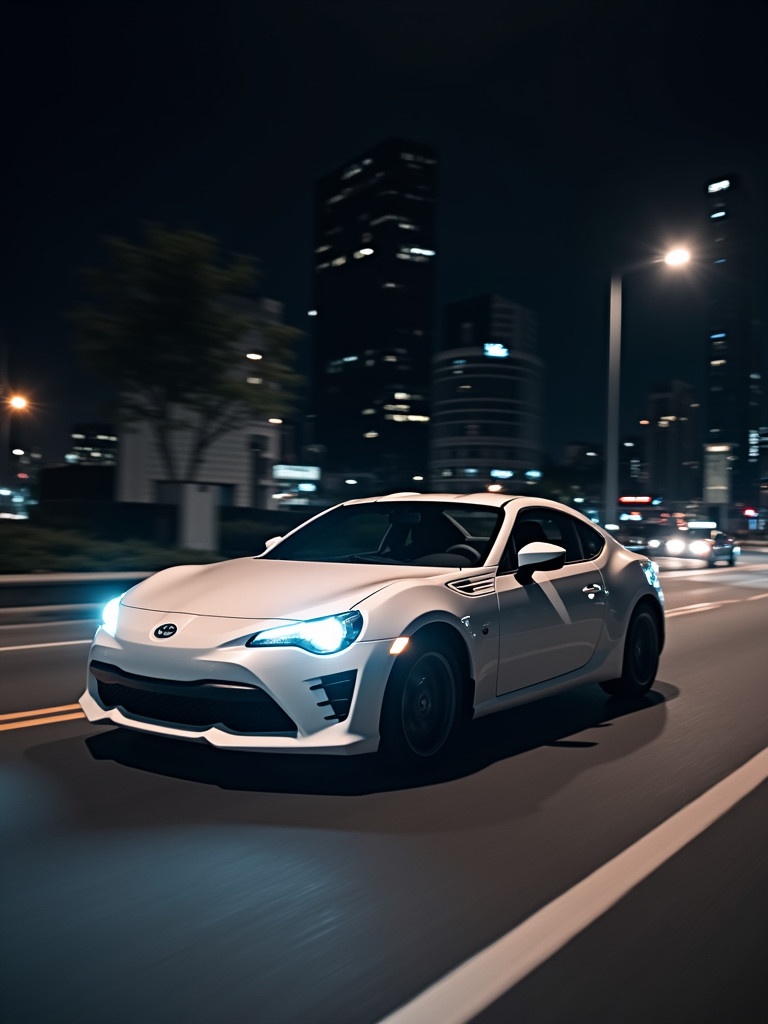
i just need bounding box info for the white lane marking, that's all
[378,747,768,1024]
[666,591,768,617]
[0,639,92,653]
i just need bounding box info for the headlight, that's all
[246,611,363,655]
[665,538,685,555]
[641,559,662,593]
[689,540,711,556]
[100,594,125,637]
[647,539,661,549]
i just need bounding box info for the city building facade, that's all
[430,294,544,492]
[643,380,702,504]
[702,174,766,520]
[65,423,118,465]
[311,138,437,492]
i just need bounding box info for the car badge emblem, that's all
[154,623,178,639]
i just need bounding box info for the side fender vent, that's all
[446,572,496,597]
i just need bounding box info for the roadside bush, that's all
[0,523,221,574]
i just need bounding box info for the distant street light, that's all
[604,248,691,528]
[664,248,691,267]
[2,392,30,490]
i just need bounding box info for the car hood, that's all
[121,557,445,620]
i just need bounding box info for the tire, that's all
[600,607,660,698]
[380,641,463,769]
[728,551,737,566]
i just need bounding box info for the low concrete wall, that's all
[0,572,150,610]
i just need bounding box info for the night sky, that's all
[2,0,767,462]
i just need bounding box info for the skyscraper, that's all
[644,379,702,504]
[702,174,765,515]
[311,139,437,491]
[430,294,544,491]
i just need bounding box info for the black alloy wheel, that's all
[600,607,660,698]
[381,644,462,768]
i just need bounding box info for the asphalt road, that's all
[1,556,767,1024]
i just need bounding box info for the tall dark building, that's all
[431,294,544,491]
[311,139,437,490]
[702,174,765,514]
[644,380,702,504]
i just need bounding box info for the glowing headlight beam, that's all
[100,594,125,637]
[247,611,363,655]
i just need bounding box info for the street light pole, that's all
[603,248,691,529]
[604,272,623,528]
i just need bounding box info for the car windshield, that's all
[261,501,504,567]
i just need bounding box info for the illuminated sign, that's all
[484,343,509,359]
[619,496,653,504]
[707,179,731,193]
[272,464,321,482]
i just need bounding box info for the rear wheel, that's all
[380,642,463,769]
[600,607,659,698]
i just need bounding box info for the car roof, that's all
[339,492,605,526]
[343,491,518,508]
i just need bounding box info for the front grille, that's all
[90,660,297,735]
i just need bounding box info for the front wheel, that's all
[600,607,660,698]
[380,643,463,769]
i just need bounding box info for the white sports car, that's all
[80,493,665,768]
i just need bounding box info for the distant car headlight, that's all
[688,540,711,556]
[246,611,364,655]
[665,538,686,555]
[647,539,661,549]
[100,594,125,638]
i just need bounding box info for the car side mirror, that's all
[515,541,567,585]
[263,536,282,551]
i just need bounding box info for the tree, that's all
[72,224,303,482]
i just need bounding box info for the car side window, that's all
[574,520,605,560]
[503,508,586,571]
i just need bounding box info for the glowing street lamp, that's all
[2,392,30,489]
[604,248,691,527]
[664,248,691,267]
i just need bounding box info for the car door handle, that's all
[582,584,602,594]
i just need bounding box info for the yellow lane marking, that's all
[0,702,82,721]
[0,703,85,732]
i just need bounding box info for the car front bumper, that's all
[79,608,400,755]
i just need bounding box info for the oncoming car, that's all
[80,494,665,769]
[630,521,739,567]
